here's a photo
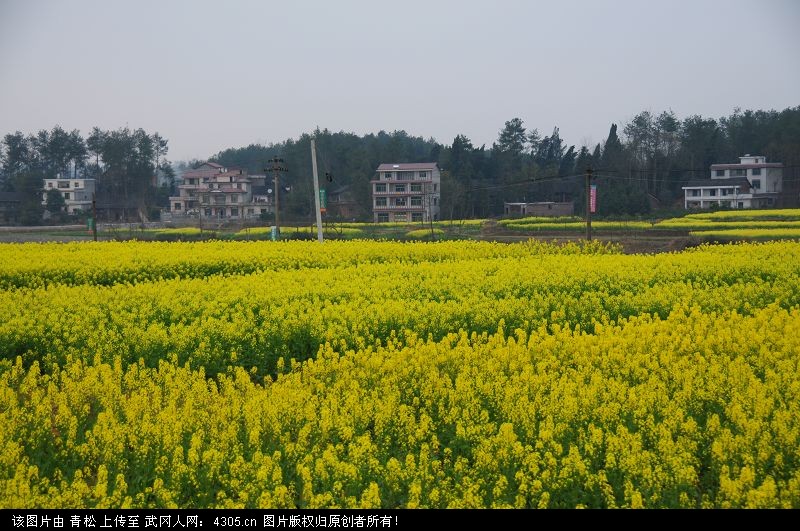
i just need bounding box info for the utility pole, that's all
[310,139,323,243]
[91,192,97,242]
[265,157,288,238]
[585,167,594,241]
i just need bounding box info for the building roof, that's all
[376,163,439,171]
[0,192,22,202]
[710,163,783,170]
[328,184,351,195]
[505,201,572,206]
[682,178,751,188]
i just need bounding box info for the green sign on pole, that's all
[319,189,327,211]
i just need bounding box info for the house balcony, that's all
[370,178,433,184]
[373,204,426,210]
[372,190,429,196]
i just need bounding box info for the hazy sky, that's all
[1,0,798,161]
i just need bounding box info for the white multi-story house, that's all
[169,162,272,220]
[682,155,783,209]
[371,163,440,222]
[41,176,96,214]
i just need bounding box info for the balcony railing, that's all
[373,204,426,210]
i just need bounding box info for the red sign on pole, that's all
[590,184,597,213]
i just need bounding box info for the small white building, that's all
[682,155,783,209]
[42,176,96,214]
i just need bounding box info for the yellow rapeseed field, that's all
[1,240,798,508]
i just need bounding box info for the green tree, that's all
[1,132,32,182]
[45,188,66,213]
[497,118,527,155]
[8,171,44,224]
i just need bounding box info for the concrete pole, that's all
[311,138,324,243]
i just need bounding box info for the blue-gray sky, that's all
[1,0,798,161]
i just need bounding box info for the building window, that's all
[375,183,387,193]
[412,212,423,222]
[394,184,406,193]
[767,198,774,205]
[384,172,392,180]
[231,207,238,217]
[433,184,438,191]
[377,213,389,222]
[63,192,70,200]
[231,195,238,203]
[214,195,226,204]
[394,212,407,222]
[410,183,422,192]
[261,208,267,214]
[715,170,725,177]
[74,182,80,188]
[690,190,699,197]
[397,171,414,180]
[375,197,387,207]
[751,179,761,190]
[731,169,746,177]
[174,203,181,210]
[57,181,70,188]
[202,194,210,203]
[47,182,53,188]
[709,189,716,196]
[433,198,438,206]
[248,208,254,215]
[394,197,407,207]
[738,202,744,208]
[751,168,761,176]
[722,189,729,196]
[419,171,427,179]
[410,196,422,206]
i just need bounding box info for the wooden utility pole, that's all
[92,192,97,241]
[585,167,593,241]
[265,157,288,238]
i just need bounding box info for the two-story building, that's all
[682,155,783,209]
[169,162,272,220]
[371,163,440,223]
[41,176,96,214]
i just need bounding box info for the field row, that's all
[0,239,616,290]
[2,242,798,379]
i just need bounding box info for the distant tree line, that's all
[2,106,798,224]
[209,106,800,221]
[0,126,172,224]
